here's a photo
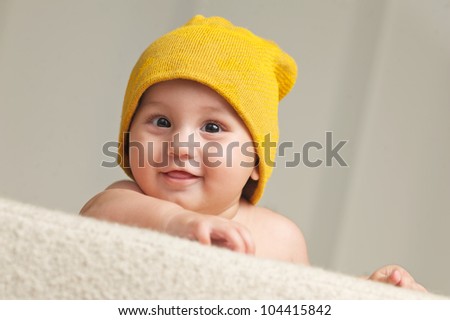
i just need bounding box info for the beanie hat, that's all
[118,15,297,204]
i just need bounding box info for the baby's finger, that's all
[398,279,425,291]
[414,283,428,292]
[224,228,247,253]
[396,273,428,292]
[235,225,255,255]
[211,226,246,253]
[369,265,400,283]
[194,221,213,246]
[368,270,388,282]
[387,269,403,286]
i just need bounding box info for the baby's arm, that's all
[367,264,427,292]
[80,180,254,254]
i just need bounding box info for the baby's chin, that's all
[173,199,220,215]
[162,194,238,217]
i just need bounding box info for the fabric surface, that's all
[0,197,445,299]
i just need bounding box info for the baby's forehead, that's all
[140,79,234,111]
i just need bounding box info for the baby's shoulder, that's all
[241,204,309,264]
[251,206,303,238]
[107,180,143,193]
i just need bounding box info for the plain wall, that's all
[1,0,449,295]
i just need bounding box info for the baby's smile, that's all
[160,169,202,188]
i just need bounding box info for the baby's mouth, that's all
[164,170,199,180]
[161,170,201,187]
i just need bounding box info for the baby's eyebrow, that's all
[139,100,166,107]
[137,101,170,112]
[201,104,225,112]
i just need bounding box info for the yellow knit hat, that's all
[118,15,297,204]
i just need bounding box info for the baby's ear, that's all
[250,165,259,181]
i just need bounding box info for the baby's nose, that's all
[169,131,199,159]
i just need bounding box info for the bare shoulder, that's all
[80,180,143,215]
[248,206,309,265]
[106,180,143,193]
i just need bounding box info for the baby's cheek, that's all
[201,143,225,167]
[200,141,256,174]
[235,143,257,168]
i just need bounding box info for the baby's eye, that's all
[152,116,171,128]
[201,122,222,133]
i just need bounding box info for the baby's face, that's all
[128,79,258,215]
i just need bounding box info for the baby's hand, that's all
[368,265,427,292]
[164,212,255,255]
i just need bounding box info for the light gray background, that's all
[1,0,449,295]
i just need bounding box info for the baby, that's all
[81,15,425,292]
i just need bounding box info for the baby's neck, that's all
[215,198,253,221]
